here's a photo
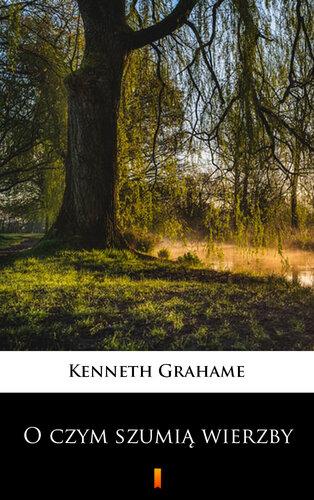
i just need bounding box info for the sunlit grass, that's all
[0,248,313,350]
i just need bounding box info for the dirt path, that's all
[0,238,39,259]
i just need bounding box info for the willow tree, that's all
[118,46,185,237]
[47,0,198,248]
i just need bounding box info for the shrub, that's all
[124,231,159,253]
[158,248,170,260]
[177,251,202,265]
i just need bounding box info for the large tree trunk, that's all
[48,0,198,248]
[50,0,128,248]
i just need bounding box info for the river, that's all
[154,241,314,287]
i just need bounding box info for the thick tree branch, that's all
[127,0,199,50]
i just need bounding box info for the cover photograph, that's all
[0,0,313,497]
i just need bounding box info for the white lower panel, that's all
[0,351,312,392]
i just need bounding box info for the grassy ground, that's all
[0,233,42,249]
[0,246,313,350]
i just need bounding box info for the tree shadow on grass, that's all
[0,245,313,351]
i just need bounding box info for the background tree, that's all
[0,0,79,231]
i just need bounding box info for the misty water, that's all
[154,241,314,288]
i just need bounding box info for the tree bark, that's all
[291,176,299,229]
[49,0,199,248]
[291,146,300,230]
[241,164,250,218]
[51,63,125,247]
[232,158,240,230]
[50,1,127,247]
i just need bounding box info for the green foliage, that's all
[177,252,202,266]
[124,230,159,253]
[158,248,170,260]
[117,48,186,239]
[1,0,313,250]
[0,7,68,232]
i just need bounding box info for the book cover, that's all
[0,0,313,496]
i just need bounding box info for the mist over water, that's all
[154,241,314,288]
